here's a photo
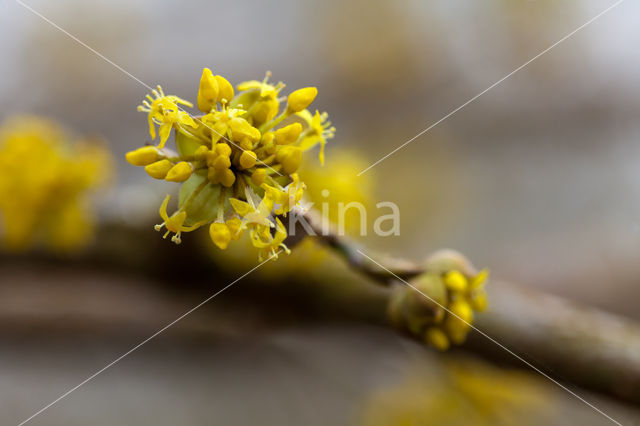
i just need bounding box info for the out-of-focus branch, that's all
[2,210,640,404]
[472,279,640,405]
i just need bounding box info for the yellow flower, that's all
[235,72,285,126]
[0,116,112,252]
[154,195,204,244]
[297,109,336,165]
[229,197,273,228]
[137,85,197,148]
[249,217,290,261]
[300,150,373,233]
[129,67,334,260]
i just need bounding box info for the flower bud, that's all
[145,159,173,179]
[219,168,236,187]
[165,161,193,182]
[197,68,219,113]
[212,155,231,171]
[287,87,318,113]
[239,150,257,169]
[274,122,303,145]
[214,143,232,157]
[239,138,253,151]
[215,75,234,104]
[445,300,473,342]
[251,168,267,186]
[253,99,279,124]
[424,327,450,351]
[209,222,231,249]
[443,270,467,292]
[470,290,488,312]
[193,145,210,160]
[276,145,302,174]
[406,272,447,320]
[126,146,159,166]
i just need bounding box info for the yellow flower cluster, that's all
[0,116,111,251]
[388,250,489,351]
[127,68,335,260]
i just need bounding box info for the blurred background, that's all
[1,0,640,424]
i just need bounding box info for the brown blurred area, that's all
[2,0,640,424]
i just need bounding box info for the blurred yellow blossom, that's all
[360,357,550,426]
[388,250,489,350]
[301,150,373,233]
[0,116,112,252]
[128,67,335,261]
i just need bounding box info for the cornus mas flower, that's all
[0,116,111,251]
[127,67,335,260]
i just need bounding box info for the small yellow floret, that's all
[287,87,318,113]
[126,146,159,166]
[197,68,219,113]
[274,123,303,145]
[239,150,257,169]
[209,222,231,249]
[165,161,193,182]
[145,159,173,179]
